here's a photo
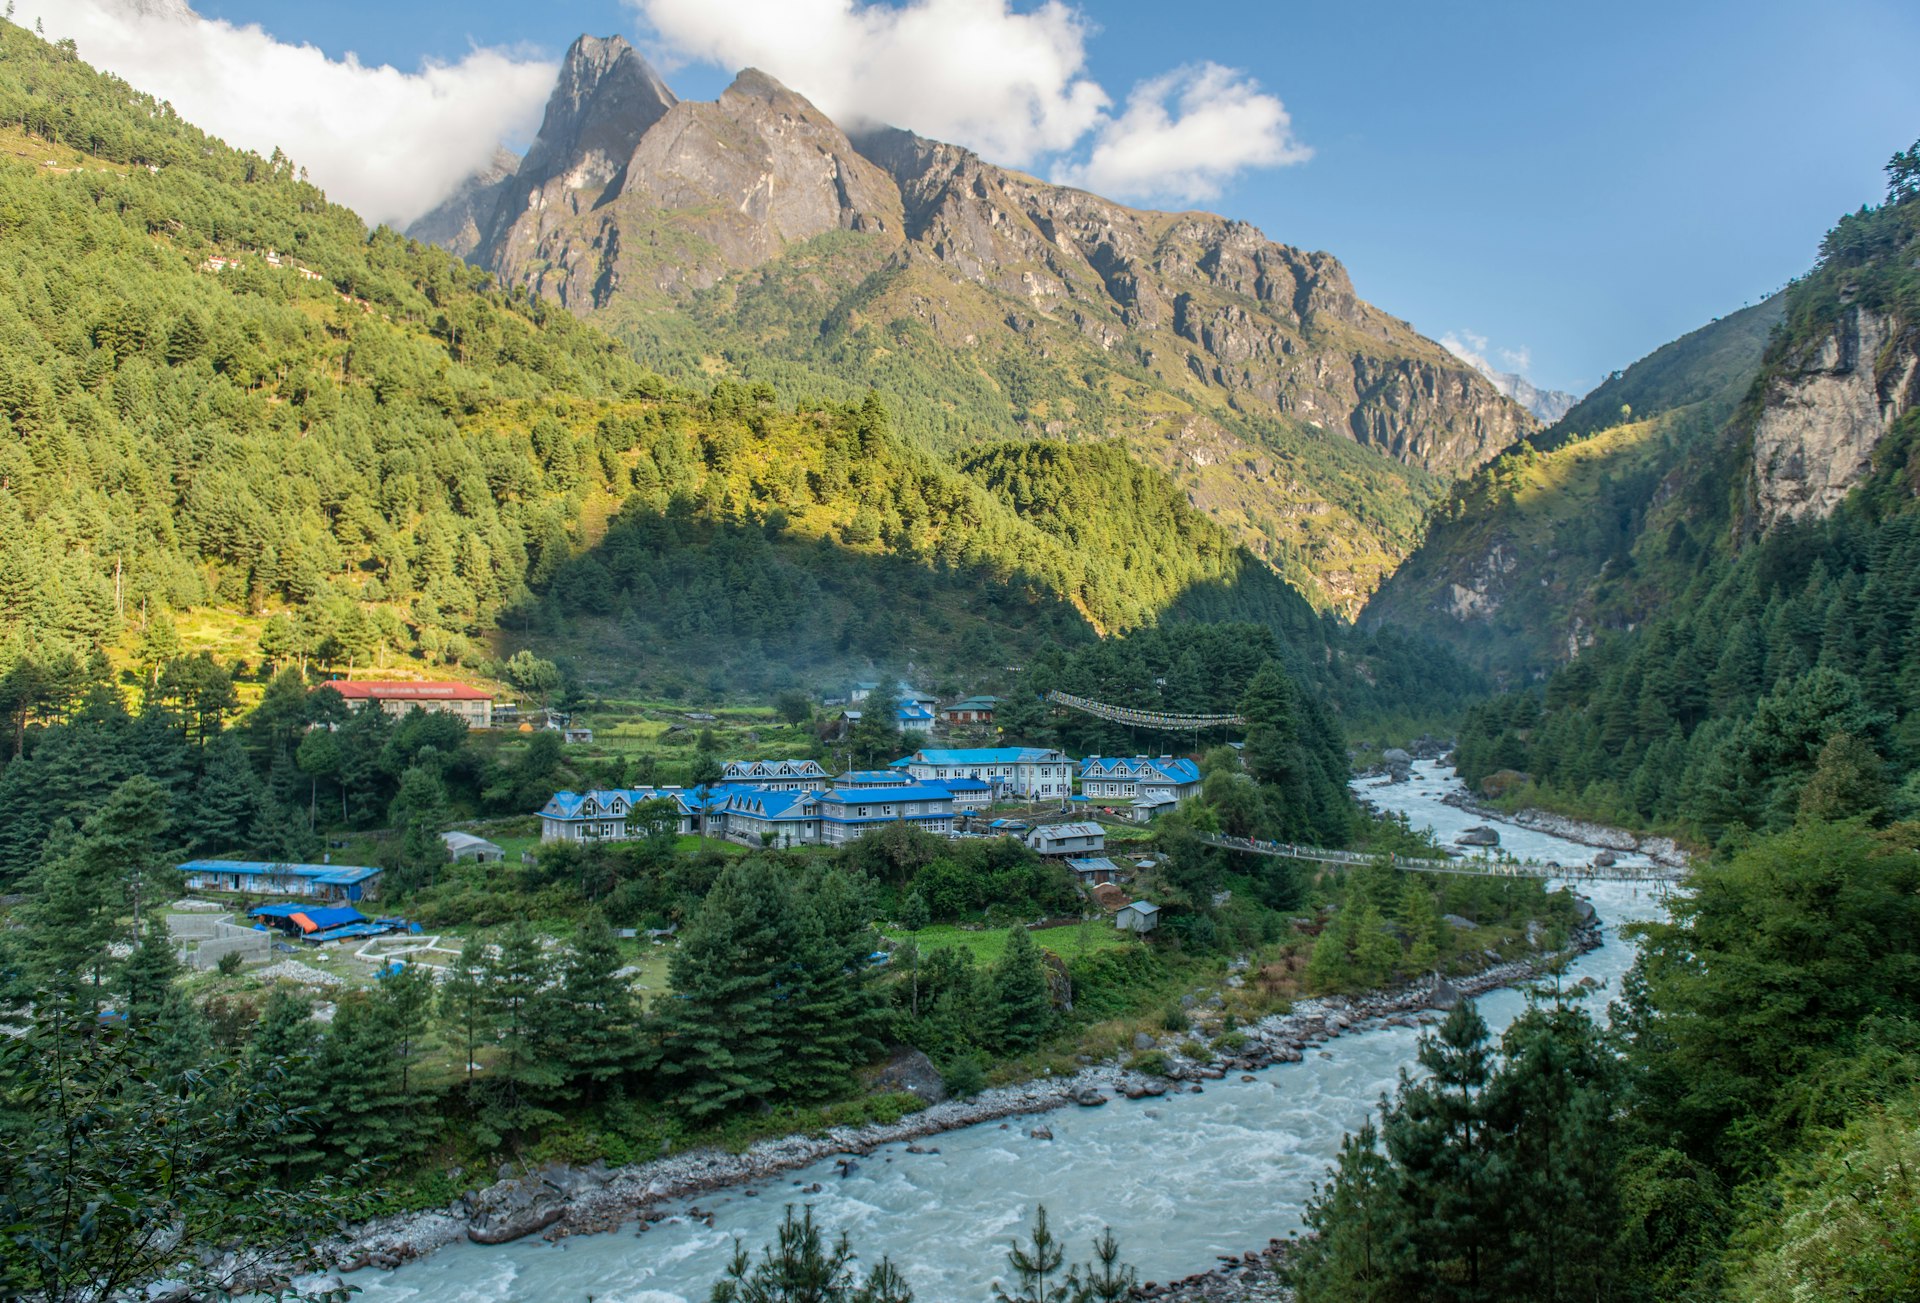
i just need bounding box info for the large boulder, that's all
[1455,826,1501,847]
[871,1046,949,1104]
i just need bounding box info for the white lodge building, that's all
[719,759,831,792]
[539,789,698,843]
[893,747,1075,800]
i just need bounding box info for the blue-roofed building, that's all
[720,759,830,791]
[921,776,994,812]
[180,860,382,902]
[1026,821,1106,858]
[1079,756,1204,810]
[717,788,823,848]
[539,788,700,844]
[814,784,955,845]
[894,747,1075,800]
[836,770,909,788]
[896,703,935,735]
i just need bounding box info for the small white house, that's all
[441,831,504,863]
[1116,901,1161,933]
[1027,821,1106,858]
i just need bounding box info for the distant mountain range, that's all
[1446,350,1579,424]
[409,35,1535,610]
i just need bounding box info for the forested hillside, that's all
[0,23,1444,713]
[1452,151,1920,837]
[1362,294,1785,679]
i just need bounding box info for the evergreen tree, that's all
[709,1205,914,1303]
[993,1205,1069,1303]
[1289,1121,1404,1303]
[375,961,436,1102]
[662,858,796,1118]
[386,760,450,894]
[986,925,1054,1054]
[550,913,642,1104]
[120,917,210,1081]
[1381,1001,1495,1300]
[440,934,493,1095]
[477,922,563,1146]
[193,731,260,854]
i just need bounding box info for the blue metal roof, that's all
[1066,857,1120,872]
[180,859,381,885]
[1079,756,1202,784]
[818,786,951,805]
[924,777,993,791]
[902,748,1066,766]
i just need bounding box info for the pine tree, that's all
[121,917,210,1081]
[477,922,563,1146]
[375,960,436,1102]
[550,913,641,1104]
[1289,1120,1405,1303]
[1381,1001,1495,1301]
[194,731,260,854]
[709,1204,915,1303]
[386,760,450,894]
[993,1205,1069,1303]
[986,925,1054,1054]
[440,933,493,1095]
[662,858,794,1118]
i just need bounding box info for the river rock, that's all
[1443,913,1476,930]
[1071,1086,1109,1107]
[1456,825,1500,847]
[1429,978,1464,1010]
[1029,1125,1053,1140]
[1592,850,1617,868]
[1133,1031,1156,1050]
[467,1205,564,1245]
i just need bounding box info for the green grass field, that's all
[898,919,1135,966]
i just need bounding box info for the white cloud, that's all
[1442,330,1499,375]
[632,0,1106,163]
[629,0,1307,203]
[19,0,556,228]
[1052,62,1308,202]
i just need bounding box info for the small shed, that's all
[441,831,504,863]
[1116,901,1161,933]
[1065,856,1121,885]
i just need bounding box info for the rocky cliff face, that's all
[414,37,1526,478]
[405,146,518,259]
[1748,305,1919,531]
[409,35,1534,608]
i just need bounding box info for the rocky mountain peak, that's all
[512,34,676,202]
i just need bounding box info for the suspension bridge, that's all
[1045,689,1247,732]
[1195,833,1685,884]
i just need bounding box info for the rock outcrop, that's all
[1748,305,1919,531]
[412,33,1536,575]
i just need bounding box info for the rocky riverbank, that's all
[1142,1240,1296,1301]
[304,921,1600,1289]
[1441,792,1691,869]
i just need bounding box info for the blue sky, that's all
[99,2,1920,394]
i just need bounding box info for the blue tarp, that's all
[247,903,306,919]
[289,906,365,933]
[302,921,392,943]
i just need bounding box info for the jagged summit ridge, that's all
[407,36,1532,606]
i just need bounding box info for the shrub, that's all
[216,950,243,977]
[1160,1004,1191,1032]
[1128,1050,1171,1077]
[942,1054,987,1098]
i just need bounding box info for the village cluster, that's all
[170,679,1201,944]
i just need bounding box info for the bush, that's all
[216,950,243,976]
[1160,1004,1191,1032]
[1128,1050,1171,1077]
[1213,1030,1248,1054]
[942,1054,987,1098]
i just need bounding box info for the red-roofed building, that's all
[320,680,494,728]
